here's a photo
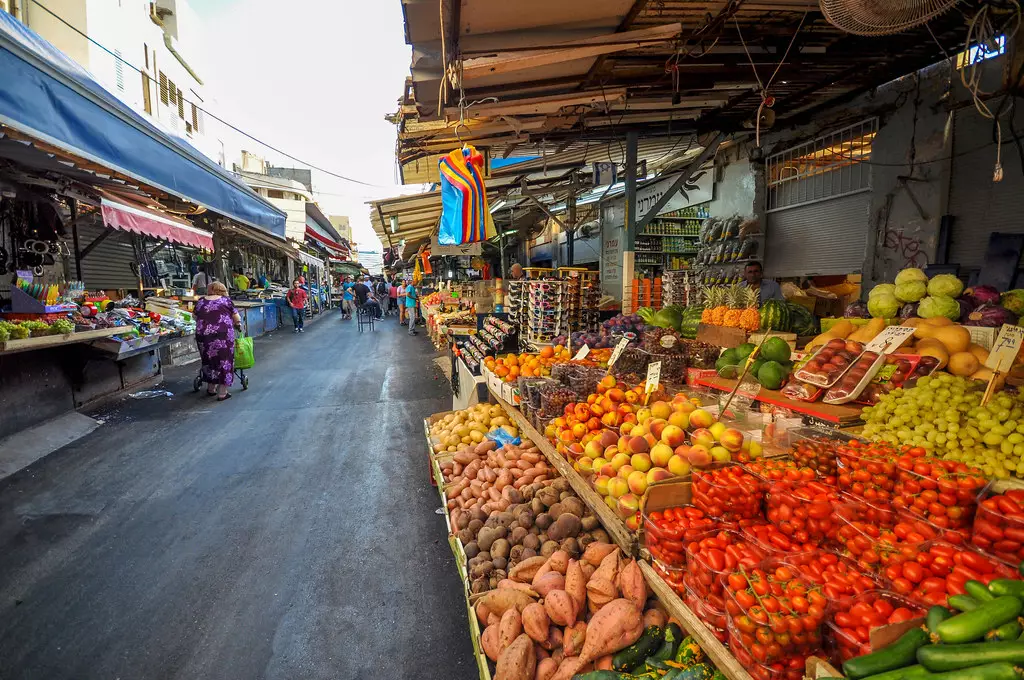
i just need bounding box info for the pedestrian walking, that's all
[194,281,242,401]
[374,277,390,317]
[341,276,355,320]
[397,279,407,324]
[286,279,308,333]
[389,279,399,317]
[405,279,418,335]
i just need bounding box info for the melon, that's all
[948,351,980,377]
[918,344,949,370]
[968,344,990,364]
[930,325,971,354]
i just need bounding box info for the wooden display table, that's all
[0,326,122,355]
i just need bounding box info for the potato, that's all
[492,538,511,560]
[561,498,585,518]
[548,515,581,542]
[521,547,538,559]
[523,534,541,551]
[478,527,497,552]
[540,540,559,557]
[517,511,535,530]
[510,526,528,545]
[536,487,559,508]
[559,491,573,502]
[547,503,565,520]
[465,541,480,559]
[581,516,599,532]
[552,478,570,493]
[509,545,525,563]
[494,525,508,539]
[530,498,545,515]
[578,534,595,550]
[497,512,515,528]
[590,529,610,544]
[471,562,494,579]
[560,538,580,558]
[535,513,552,530]
[453,511,469,530]
[471,578,489,594]
[470,508,487,523]
[468,518,484,535]
[478,551,492,562]
[493,556,508,571]
[458,528,475,544]
[505,488,523,505]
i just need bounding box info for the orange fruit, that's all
[495,365,509,378]
[540,346,554,359]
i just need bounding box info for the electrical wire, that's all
[26,0,394,191]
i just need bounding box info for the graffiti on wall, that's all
[882,226,928,269]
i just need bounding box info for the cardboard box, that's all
[968,326,997,350]
[686,368,717,387]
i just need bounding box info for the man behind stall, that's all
[741,261,784,303]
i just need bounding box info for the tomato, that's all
[902,562,924,584]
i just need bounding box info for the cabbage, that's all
[1002,290,1024,315]
[894,268,928,287]
[651,307,683,330]
[964,304,1018,327]
[895,281,927,303]
[918,295,961,320]
[867,292,900,318]
[869,283,897,299]
[966,285,1000,305]
[899,302,919,320]
[844,300,870,318]
[927,274,965,298]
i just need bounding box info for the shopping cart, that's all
[192,329,251,392]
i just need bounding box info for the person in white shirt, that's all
[191,267,211,295]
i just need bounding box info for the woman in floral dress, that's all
[194,281,242,401]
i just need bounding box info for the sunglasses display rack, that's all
[479,315,516,354]
[524,280,568,348]
[506,280,529,334]
[662,270,695,308]
[459,337,485,372]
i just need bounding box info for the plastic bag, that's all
[438,144,494,245]
[234,336,255,370]
[486,427,522,448]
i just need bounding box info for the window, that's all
[767,118,878,211]
[143,44,148,70]
[114,49,124,91]
[957,35,1005,69]
[142,72,153,114]
[161,73,170,104]
[268,189,285,199]
[191,103,199,134]
[177,89,184,119]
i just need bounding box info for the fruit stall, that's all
[420,262,1024,680]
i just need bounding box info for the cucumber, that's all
[859,665,931,680]
[917,640,1024,672]
[934,597,1024,644]
[611,625,663,672]
[921,661,1022,680]
[927,606,954,632]
[966,580,997,602]
[947,595,980,612]
[989,580,1024,598]
[843,627,930,679]
[648,623,683,664]
[1018,560,1024,578]
[987,621,1023,641]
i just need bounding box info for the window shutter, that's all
[142,72,153,114]
[177,89,184,119]
[159,72,168,104]
[114,50,124,91]
[191,103,199,132]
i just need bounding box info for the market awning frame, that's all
[99,194,214,251]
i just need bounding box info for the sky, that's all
[191,0,416,252]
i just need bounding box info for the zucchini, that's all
[921,661,1022,680]
[673,636,704,667]
[859,666,931,680]
[675,664,715,680]
[648,623,683,663]
[966,580,997,602]
[611,625,662,672]
[843,627,930,679]
[927,606,954,632]
[989,580,1024,599]
[917,640,1024,672]
[987,621,1023,642]
[934,597,1024,644]
[572,673,630,680]
[947,595,980,612]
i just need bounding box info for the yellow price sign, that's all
[985,324,1024,373]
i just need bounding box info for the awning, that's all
[99,192,213,250]
[304,226,350,255]
[296,250,325,270]
[0,12,286,235]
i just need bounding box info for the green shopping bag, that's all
[234,336,255,370]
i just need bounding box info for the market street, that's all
[0,315,477,680]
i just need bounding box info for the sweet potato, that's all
[565,559,586,611]
[522,602,550,643]
[577,598,643,664]
[545,550,569,575]
[482,623,501,662]
[550,656,591,680]
[536,645,548,661]
[581,562,596,581]
[510,555,547,583]
[541,625,562,651]
[495,633,536,680]
[476,600,492,625]
[499,608,523,653]
[582,542,617,567]
[535,657,558,680]
[533,571,565,598]
[488,612,501,627]
[596,655,614,670]
[498,580,539,597]
[480,589,535,617]
[544,589,577,627]
[562,621,587,658]
[586,577,617,607]
[618,559,647,610]
[643,607,667,629]
[590,550,619,584]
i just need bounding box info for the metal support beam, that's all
[70,198,82,280]
[79,227,113,259]
[520,179,567,230]
[624,131,639,245]
[634,132,723,233]
[566,173,578,266]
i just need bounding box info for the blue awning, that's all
[0,12,286,236]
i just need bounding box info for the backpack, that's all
[375,281,388,297]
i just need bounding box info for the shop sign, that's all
[635,171,713,222]
[430,236,482,257]
[865,326,916,354]
[607,337,630,369]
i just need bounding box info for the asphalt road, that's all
[0,311,476,680]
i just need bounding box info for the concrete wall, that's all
[708,148,759,220]
[22,0,90,69]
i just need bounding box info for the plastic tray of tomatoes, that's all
[684,529,766,598]
[787,427,860,478]
[894,508,969,546]
[834,501,915,573]
[692,464,766,522]
[836,440,899,505]
[743,458,819,484]
[643,504,717,567]
[651,558,686,597]
[973,488,1024,564]
[741,522,819,557]
[892,451,988,531]
[774,551,884,607]
[730,638,815,680]
[826,590,925,664]
[682,572,728,642]
[882,540,1021,606]
[766,479,842,544]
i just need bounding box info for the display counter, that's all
[234,300,280,337]
[0,326,122,355]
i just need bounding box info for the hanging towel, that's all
[438,145,494,245]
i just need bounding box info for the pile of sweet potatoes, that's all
[440,441,611,595]
[475,542,667,680]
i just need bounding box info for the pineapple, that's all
[700,285,715,324]
[738,285,761,331]
[723,284,743,328]
[709,287,729,326]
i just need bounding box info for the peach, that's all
[690,428,715,449]
[601,411,622,428]
[667,454,691,477]
[624,389,639,403]
[607,477,629,499]
[610,452,631,470]
[687,445,712,467]
[617,435,631,454]
[572,423,588,440]
[600,396,615,413]
[622,413,638,425]
[544,423,557,438]
[599,462,617,478]
[617,493,640,518]
[643,433,658,449]
[719,428,745,452]
[619,421,635,436]
[667,411,690,429]
[746,439,763,459]
[636,407,652,424]
[607,388,626,403]
[627,436,650,454]
[647,468,673,485]
[673,400,696,416]
[688,409,714,430]
[577,458,595,476]
[605,495,619,511]
[710,446,732,463]
[625,514,640,531]
[650,443,674,468]
[674,444,692,458]
[597,429,619,449]
[709,421,727,442]
[594,475,611,495]
[650,400,672,420]
[590,403,606,417]
[629,451,651,472]
[618,464,635,479]
[603,445,618,460]
[649,419,668,440]
[567,442,585,459]
[661,424,686,448]
[600,374,617,390]
[584,440,605,460]
[616,403,634,416]
[627,470,649,495]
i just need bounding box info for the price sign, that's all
[986,324,1024,373]
[573,344,590,360]
[607,337,630,368]
[865,326,916,354]
[645,361,662,394]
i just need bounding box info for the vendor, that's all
[233,270,250,291]
[510,263,525,280]
[741,261,784,303]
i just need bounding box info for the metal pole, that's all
[623,131,639,311]
[70,197,82,280]
[567,173,577,266]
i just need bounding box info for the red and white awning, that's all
[99,192,214,250]
[305,226,350,255]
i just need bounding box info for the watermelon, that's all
[679,306,702,339]
[786,302,818,336]
[759,299,791,332]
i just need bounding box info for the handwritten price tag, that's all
[573,344,590,360]
[865,326,916,354]
[645,361,662,394]
[608,337,630,368]
[986,324,1024,373]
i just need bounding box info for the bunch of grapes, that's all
[862,373,1024,479]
